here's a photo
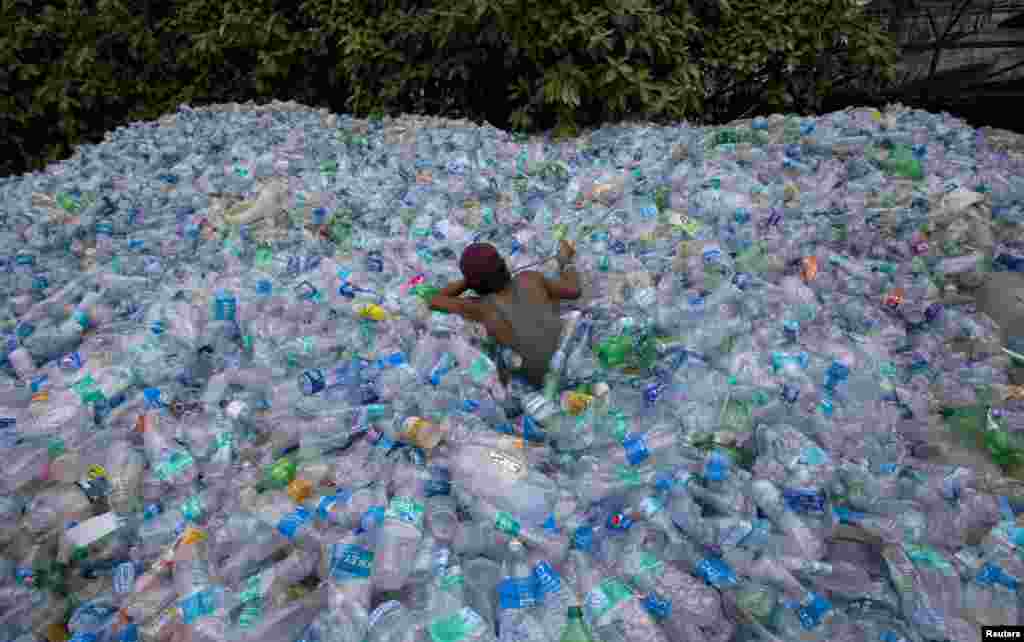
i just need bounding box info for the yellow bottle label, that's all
[287,478,314,504]
[402,417,438,449]
[180,526,206,545]
[358,304,389,321]
[561,392,594,416]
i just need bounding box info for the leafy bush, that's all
[0,0,899,178]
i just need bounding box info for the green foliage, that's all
[0,0,900,178]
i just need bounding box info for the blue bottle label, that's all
[533,561,562,596]
[316,489,353,521]
[797,593,833,630]
[696,557,738,587]
[117,624,139,642]
[214,295,237,321]
[498,577,538,609]
[277,507,311,540]
[976,563,1020,591]
[833,506,865,525]
[622,433,650,466]
[542,514,559,533]
[704,451,731,482]
[179,588,218,624]
[330,543,374,579]
[782,488,827,514]
[641,592,672,621]
[360,505,386,532]
[302,369,326,395]
[522,415,546,443]
[573,526,594,551]
[425,467,451,497]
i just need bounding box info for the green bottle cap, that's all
[567,606,583,618]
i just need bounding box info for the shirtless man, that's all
[429,240,582,387]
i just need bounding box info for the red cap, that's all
[459,243,504,289]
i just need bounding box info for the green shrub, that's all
[0,0,899,177]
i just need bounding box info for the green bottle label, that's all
[155,451,195,481]
[239,573,263,603]
[615,466,642,486]
[494,511,521,536]
[585,578,634,620]
[386,496,425,530]
[429,607,486,642]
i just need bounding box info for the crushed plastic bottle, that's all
[0,98,1023,641]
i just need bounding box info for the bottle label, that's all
[494,511,521,537]
[622,433,650,465]
[696,557,738,588]
[154,450,195,481]
[607,512,633,531]
[781,487,827,514]
[833,506,865,525]
[180,495,204,522]
[316,490,352,521]
[425,466,451,497]
[498,577,538,609]
[238,599,264,628]
[386,496,425,530]
[73,310,91,330]
[330,543,374,580]
[635,552,665,577]
[903,544,956,577]
[117,623,139,642]
[276,507,311,540]
[608,408,629,442]
[113,562,136,595]
[239,573,264,603]
[468,356,496,385]
[615,466,643,486]
[533,561,562,596]
[796,593,833,630]
[703,451,731,482]
[585,578,634,620]
[361,505,386,531]
[441,569,465,591]
[975,563,1020,591]
[178,588,217,624]
[638,495,663,518]
[214,295,237,322]
[401,417,435,448]
[429,607,485,642]
[641,592,673,621]
[522,415,545,443]
[573,526,594,551]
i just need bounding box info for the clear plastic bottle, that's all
[106,440,146,516]
[322,528,377,641]
[373,461,429,592]
[496,539,549,642]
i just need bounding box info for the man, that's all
[429,239,581,387]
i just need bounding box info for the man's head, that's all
[460,242,511,295]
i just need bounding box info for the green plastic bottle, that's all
[260,457,297,491]
[596,335,633,369]
[559,606,593,642]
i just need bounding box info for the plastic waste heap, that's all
[1,98,1024,642]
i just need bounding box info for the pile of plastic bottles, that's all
[2,98,1024,642]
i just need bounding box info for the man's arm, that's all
[428,279,483,321]
[542,261,582,301]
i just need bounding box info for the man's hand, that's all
[428,278,482,321]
